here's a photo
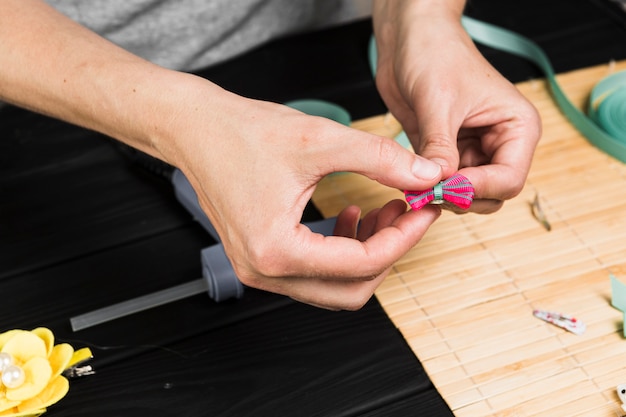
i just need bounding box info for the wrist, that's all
[373,0,465,23]
[127,70,228,169]
[118,68,200,163]
[372,0,467,53]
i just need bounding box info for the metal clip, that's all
[62,347,95,379]
[533,309,586,335]
[63,364,95,379]
[531,193,551,231]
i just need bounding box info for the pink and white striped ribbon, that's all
[405,173,475,211]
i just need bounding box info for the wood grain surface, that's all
[312,60,626,417]
[0,103,454,417]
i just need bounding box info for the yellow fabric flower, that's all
[0,328,89,417]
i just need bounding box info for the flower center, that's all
[0,352,25,389]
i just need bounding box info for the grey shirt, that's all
[45,0,366,71]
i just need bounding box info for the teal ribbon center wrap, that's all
[432,182,444,204]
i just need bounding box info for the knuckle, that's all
[498,171,527,200]
[512,100,542,142]
[419,132,453,152]
[371,137,401,168]
[241,241,290,280]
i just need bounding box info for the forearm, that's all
[371,0,471,79]
[0,0,219,165]
[370,0,540,211]
[372,0,466,29]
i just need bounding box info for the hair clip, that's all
[533,309,586,335]
[0,327,93,417]
[405,173,475,211]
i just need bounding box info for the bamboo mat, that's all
[312,60,626,417]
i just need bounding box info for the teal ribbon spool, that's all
[588,71,626,145]
[284,99,351,126]
[369,16,626,163]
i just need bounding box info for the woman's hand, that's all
[0,0,447,310]
[373,0,541,214]
[161,84,443,309]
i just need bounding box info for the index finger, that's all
[299,205,440,279]
[460,122,540,203]
[278,205,441,309]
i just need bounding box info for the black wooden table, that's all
[2,1,624,415]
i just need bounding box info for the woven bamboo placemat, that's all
[312,60,626,417]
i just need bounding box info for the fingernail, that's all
[412,158,441,180]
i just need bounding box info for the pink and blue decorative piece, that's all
[405,173,475,211]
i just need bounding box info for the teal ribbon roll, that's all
[588,70,626,146]
[284,99,351,126]
[461,16,626,163]
[369,16,626,163]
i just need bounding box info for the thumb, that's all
[413,118,460,179]
[334,132,443,191]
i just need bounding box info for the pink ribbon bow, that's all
[405,173,475,210]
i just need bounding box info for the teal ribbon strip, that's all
[461,16,626,163]
[369,17,626,162]
[610,275,626,337]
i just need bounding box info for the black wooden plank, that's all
[0,108,202,278]
[50,298,449,417]
[466,0,626,82]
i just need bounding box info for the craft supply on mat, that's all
[533,309,586,335]
[404,173,474,210]
[530,192,552,231]
[0,328,93,417]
